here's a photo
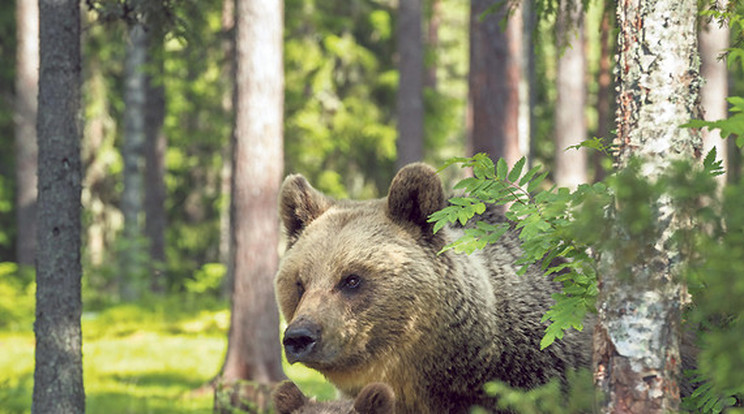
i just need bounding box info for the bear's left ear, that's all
[386,163,445,235]
[271,381,308,414]
[353,382,396,414]
[279,174,334,247]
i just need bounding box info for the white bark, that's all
[594,0,702,411]
[554,0,587,189]
[699,3,729,183]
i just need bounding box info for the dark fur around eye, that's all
[339,274,362,292]
[296,280,305,298]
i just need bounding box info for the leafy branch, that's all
[428,153,602,349]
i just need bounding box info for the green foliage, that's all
[431,146,744,411]
[475,369,596,414]
[284,0,398,198]
[683,97,744,148]
[0,263,35,331]
[429,154,599,349]
[185,263,226,295]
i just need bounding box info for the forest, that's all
[1,0,744,413]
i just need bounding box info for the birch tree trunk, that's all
[554,0,587,189]
[14,0,39,266]
[593,0,702,411]
[699,2,729,184]
[396,0,425,169]
[215,0,285,410]
[33,0,85,412]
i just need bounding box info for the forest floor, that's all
[0,296,334,414]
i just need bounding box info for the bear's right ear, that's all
[386,163,445,235]
[279,174,334,246]
[272,381,308,414]
[353,382,396,414]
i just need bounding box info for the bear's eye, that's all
[340,274,362,291]
[296,280,305,298]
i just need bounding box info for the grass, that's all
[0,295,335,414]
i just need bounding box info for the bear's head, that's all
[275,163,447,394]
[272,381,395,414]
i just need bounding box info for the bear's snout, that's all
[283,319,322,364]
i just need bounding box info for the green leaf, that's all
[508,157,525,183]
[527,171,549,193]
[496,158,508,181]
[519,165,542,187]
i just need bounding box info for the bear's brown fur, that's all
[275,163,592,413]
[272,381,395,414]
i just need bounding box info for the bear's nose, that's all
[283,321,321,364]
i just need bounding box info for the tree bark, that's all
[144,27,167,292]
[14,0,39,266]
[219,0,235,300]
[593,0,702,411]
[396,0,425,169]
[33,0,85,412]
[215,0,285,411]
[120,21,148,300]
[593,3,613,183]
[699,2,729,184]
[554,0,587,189]
[424,0,440,90]
[468,0,525,167]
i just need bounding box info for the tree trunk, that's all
[699,2,729,184]
[424,0,440,90]
[396,0,425,169]
[553,0,587,189]
[14,0,39,266]
[33,0,85,412]
[120,22,148,300]
[144,28,167,293]
[593,0,702,411]
[468,0,524,167]
[219,0,235,300]
[593,3,613,183]
[215,0,285,411]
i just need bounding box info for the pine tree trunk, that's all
[424,0,440,90]
[593,3,613,182]
[33,0,85,412]
[219,0,235,300]
[593,0,702,411]
[215,0,285,411]
[554,0,587,189]
[144,28,167,293]
[699,2,729,184]
[396,0,425,169]
[120,22,148,300]
[468,0,524,167]
[14,0,39,266]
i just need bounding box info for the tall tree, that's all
[215,0,285,410]
[396,0,425,168]
[144,25,167,292]
[553,0,587,189]
[120,21,147,299]
[593,0,701,411]
[14,0,38,266]
[424,0,441,90]
[33,0,85,412]
[593,2,614,182]
[699,2,729,183]
[468,0,525,167]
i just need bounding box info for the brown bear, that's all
[272,381,395,414]
[275,163,592,413]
